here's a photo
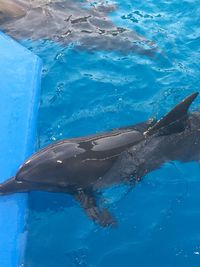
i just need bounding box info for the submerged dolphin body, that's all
[0,0,156,55]
[0,92,199,226]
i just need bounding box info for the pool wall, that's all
[0,32,42,267]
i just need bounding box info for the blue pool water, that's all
[19,0,200,266]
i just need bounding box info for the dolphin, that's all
[0,0,156,55]
[0,92,199,226]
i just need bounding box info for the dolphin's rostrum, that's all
[0,92,199,226]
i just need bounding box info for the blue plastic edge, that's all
[0,32,42,267]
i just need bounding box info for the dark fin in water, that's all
[156,117,187,136]
[144,92,199,136]
[0,176,28,195]
[74,188,116,227]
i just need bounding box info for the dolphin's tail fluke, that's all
[0,177,27,196]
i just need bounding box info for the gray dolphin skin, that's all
[0,0,156,55]
[0,92,200,226]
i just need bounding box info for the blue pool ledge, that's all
[0,32,42,267]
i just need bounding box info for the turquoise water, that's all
[22,0,200,266]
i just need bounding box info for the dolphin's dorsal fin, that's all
[144,92,199,136]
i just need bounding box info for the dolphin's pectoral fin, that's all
[74,188,116,227]
[145,92,199,136]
